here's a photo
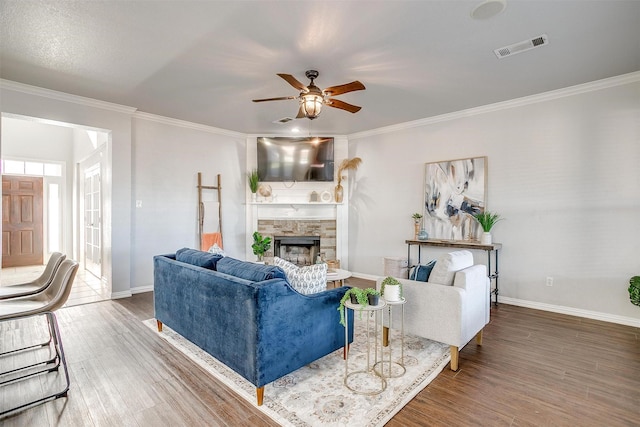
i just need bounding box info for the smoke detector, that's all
[471,0,507,20]
[494,34,549,59]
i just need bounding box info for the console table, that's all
[405,239,502,305]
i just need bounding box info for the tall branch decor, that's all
[335,157,362,203]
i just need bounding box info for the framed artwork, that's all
[423,156,487,241]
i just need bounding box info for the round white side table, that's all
[375,297,407,378]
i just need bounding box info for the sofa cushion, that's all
[216,257,287,282]
[409,259,437,282]
[274,257,327,295]
[175,247,223,270]
[429,250,474,286]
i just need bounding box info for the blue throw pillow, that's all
[409,259,436,282]
[175,248,223,270]
[216,257,287,282]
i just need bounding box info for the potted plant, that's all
[473,210,503,244]
[412,213,423,239]
[251,231,271,262]
[629,276,640,307]
[380,276,403,302]
[364,288,380,305]
[334,157,362,203]
[247,169,260,201]
[338,288,369,326]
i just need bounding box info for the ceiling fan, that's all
[252,70,365,120]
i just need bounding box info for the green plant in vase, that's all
[338,288,369,326]
[364,287,380,305]
[251,231,271,261]
[473,210,503,244]
[380,276,403,301]
[412,213,423,239]
[247,169,260,200]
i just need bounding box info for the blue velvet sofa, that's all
[153,249,353,406]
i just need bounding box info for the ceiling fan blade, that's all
[326,98,362,113]
[277,73,308,92]
[252,96,297,102]
[323,81,366,96]
[295,105,306,119]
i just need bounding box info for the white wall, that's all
[131,115,246,290]
[348,76,640,324]
[1,82,134,296]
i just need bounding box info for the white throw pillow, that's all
[273,257,327,295]
[429,250,474,286]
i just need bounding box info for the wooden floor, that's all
[1,282,638,426]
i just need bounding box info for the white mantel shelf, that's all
[248,202,343,206]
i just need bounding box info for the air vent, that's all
[494,34,549,59]
[272,117,295,124]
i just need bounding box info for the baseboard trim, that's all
[350,272,640,328]
[131,285,154,295]
[111,290,132,300]
[498,296,640,328]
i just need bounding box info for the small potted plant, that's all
[364,288,380,306]
[251,231,271,262]
[412,213,423,239]
[473,210,503,245]
[247,169,260,202]
[629,276,640,307]
[338,288,369,326]
[380,276,403,302]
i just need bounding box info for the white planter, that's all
[481,232,492,245]
[383,284,402,302]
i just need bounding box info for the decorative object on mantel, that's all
[472,210,503,244]
[309,191,319,202]
[417,228,429,241]
[335,157,362,203]
[380,276,403,302]
[251,231,271,262]
[257,183,272,202]
[247,169,259,202]
[424,157,486,240]
[320,190,332,203]
[412,213,423,239]
[629,276,640,307]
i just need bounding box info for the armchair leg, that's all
[383,326,389,347]
[450,346,459,371]
[475,329,483,346]
[157,320,163,332]
[256,386,264,406]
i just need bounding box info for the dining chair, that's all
[0,259,79,416]
[0,252,66,300]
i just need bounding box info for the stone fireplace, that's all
[257,219,336,265]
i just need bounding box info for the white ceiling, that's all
[1,1,639,135]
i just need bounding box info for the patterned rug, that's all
[144,319,450,426]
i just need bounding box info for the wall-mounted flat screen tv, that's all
[257,137,334,182]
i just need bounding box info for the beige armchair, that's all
[376,250,490,371]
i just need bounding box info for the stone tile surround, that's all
[257,219,337,263]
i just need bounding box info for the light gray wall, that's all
[131,116,246,289]
[348,78,640,324]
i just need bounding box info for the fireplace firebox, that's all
[273,236,321,266]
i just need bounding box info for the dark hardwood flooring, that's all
[1,277,638,426]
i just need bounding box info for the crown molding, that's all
[0,79,138,114]
[134,112,245,138]
[349,71,640,140]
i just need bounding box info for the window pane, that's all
[25,162,44,175]
[44,163,62,177]
[48,183,60,252]
[4,160,24,174]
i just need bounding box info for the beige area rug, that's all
[144,318,450,426]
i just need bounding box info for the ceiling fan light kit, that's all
[253,70,365,120]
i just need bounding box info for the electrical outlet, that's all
[546,277,554,287]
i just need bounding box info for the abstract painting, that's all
[423,156,487,241]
